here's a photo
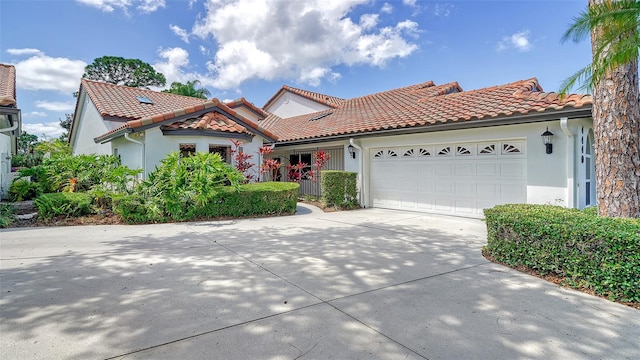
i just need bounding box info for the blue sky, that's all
[1,0,591,139]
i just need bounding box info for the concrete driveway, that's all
[1,205,638,359]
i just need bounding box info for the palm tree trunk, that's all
[589,0,640,217]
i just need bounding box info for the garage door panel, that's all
[455,163,475,176]
[436,180,454,194]
[477,163,499,176]
[455,182,476,196]
[370,141,526,218]
[476,183,499,198]
[435,164,453,176]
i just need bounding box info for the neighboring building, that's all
[71,77,593,218]
[0,64,21,199]
[69,79,276,179]
[260,78,593,218]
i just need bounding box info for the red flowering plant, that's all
[287,162,307,183]
[258,145,282,181]
[229,139,255,183]
[287,149,331,183]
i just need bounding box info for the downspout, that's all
[124,133,145,179]
[0,121,18,133]
[560,117,575,208]
[349,138,364,207]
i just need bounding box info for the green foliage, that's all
[162,80,211,99]
[484,204,640,302]
[11,152,44,168]
[17,131,39,154]
[83,56,166,88]
[0,203,15,228]
[58,113,73,142]
[560,0,640,93]
[113,177,298,224]
[16,154,140,194]
[9,179,41,201]
[35,192,94,219]
[34,139,72,157]
[320,170,359,208]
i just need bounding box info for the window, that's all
[289,153,312,180]
[179,143,196,157]
[209,145,231,163]
[136,96,154,104]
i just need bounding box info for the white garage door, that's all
[370,140,527,218]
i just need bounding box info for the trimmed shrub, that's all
[9,178,40,201]
[35,192,94,219]
[484,204,640,302]
[113,182,299,224]
[320,170,359,208]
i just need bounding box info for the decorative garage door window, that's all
[372,140,524,160]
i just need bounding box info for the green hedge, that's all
[484,204,640,302]
[321,170,359,208]
[35,192,94,219]
[113,182,299,224]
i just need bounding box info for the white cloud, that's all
[381,3,393,14]
[403,0,416,6]
[170,24,190,43]
[192,0,419,89]
[23,111,48,119]
[13,52,86,94]
[152,47,215,90]
[75,0,165,13]
[138,0,165,12]
[35,100,76,112]
[359,14,379,30]
[433,4,453,17]
[22,122,65,140]
[7,48,43,56]
[497,30,533,52]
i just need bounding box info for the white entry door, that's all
[369,140,527,218]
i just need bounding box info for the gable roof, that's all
[225,97,267,119]
[260,78,592,143]
[81,79,208,121]
[263,85,346,110]
[94,98,277,144]
[161,111,249,135]
[0,64,17,107]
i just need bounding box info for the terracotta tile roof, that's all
[0,64,17,107]
[260,78,592,143]
[225,97,267,119]
[82,79,208,121]
[94,97,278,143]
[263,85,346,110]
[160,111,248,134]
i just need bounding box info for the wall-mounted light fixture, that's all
[542,127,554,154]
[347,144,356,159]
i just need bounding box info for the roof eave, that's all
[273,106,592,146]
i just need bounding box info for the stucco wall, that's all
[272,117,593,210]
[143,128,264,179]
[111,136,143,177]
[0,133,13,198]
[265,92,332,118]
[72,98,113,156]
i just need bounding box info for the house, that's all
[0,64,22,199]
[71,77,593,218]
[69,79,277,179]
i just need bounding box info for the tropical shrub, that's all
[484,204,640,302]
[321,170,359,208]
[9,178,40,201]
[0,203,15,228]
[14,154,140,194]
[35,192,94,219]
